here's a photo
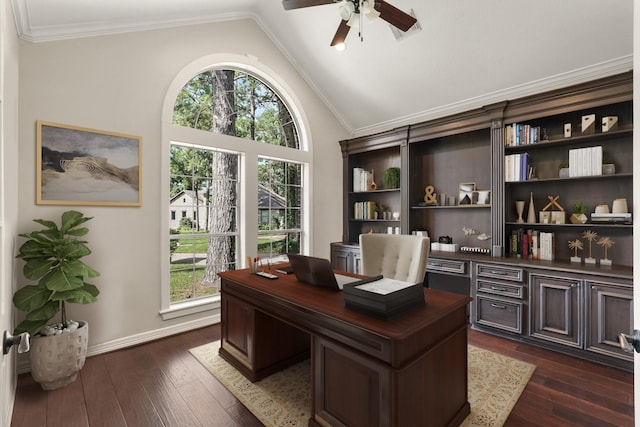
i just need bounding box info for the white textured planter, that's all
[29,321,89,390]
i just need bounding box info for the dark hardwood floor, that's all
[11,324,634,426]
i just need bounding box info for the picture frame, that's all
[458,182,476,205]
[474,190,491,205]
[37,120,142,206]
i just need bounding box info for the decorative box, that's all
[343,279,425,319]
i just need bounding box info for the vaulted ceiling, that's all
[11,0,633,136]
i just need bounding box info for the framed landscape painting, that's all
[37,121,142,206]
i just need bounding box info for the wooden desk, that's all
[219,268,472,427]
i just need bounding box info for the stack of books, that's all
[353,201,377,219]
[568,146,603,177]
[591,212,632,224]
[510,229,555,261]
[352,168,374,192]
[504,123,542,146]
[505,153,533,182]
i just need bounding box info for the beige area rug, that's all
[190,342,535,427]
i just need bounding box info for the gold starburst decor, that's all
[568,238,583,263]
[582,230,598,264]
[596,236,615,266]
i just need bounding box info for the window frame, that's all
[160,56,313,320]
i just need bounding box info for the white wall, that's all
[17,19,348,351]
[1,0,21,424]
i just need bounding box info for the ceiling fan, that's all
[282,0,417,49]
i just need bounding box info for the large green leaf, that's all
[17,239,53,259]
[82,283,100,297]
[61,211,92,234]
[24,300,59,321]
[12,285,53,312]
[52,288,98,304]
[13,318,49,336]
[42,266,84,291]
[23,258,56,280]
[57,241,91,259]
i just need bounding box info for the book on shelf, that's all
[353,201,377,219]
[591,212,632,223]
[568,146,603,177]
[505,123,542,147]
[505,152,532,182]
[511,229,549,260]
[352,168,374,192]
[538,231,555,261]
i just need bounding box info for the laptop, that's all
[287,254,380,291]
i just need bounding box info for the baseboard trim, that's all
[17,315,220,374]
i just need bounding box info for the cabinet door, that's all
[331,246,352,272]
[331,244,361,274]
[530,273,582,348]
[352,251,362,275]
[587,281,633,361]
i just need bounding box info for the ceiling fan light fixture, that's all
[366,8,380,20]
[346,13,359,27]
[339,2,355,20]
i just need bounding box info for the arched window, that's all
[163,66,309,315]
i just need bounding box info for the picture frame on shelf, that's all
[37,120,142,206]
[458,182,475,205]
[474,190,491,205]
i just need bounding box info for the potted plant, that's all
[12,210,100,390]
[559,161,570,178]
[602,157,615,175]
[569,202,589,224]
[382,167,400,189]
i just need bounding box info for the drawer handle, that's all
[490,286,507,292]
[490,303,507,309]
[431,263,442,267]
[489,270,507,275]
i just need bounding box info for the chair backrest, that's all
[359,234,430,284]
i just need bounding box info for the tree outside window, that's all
[169,68,303,304]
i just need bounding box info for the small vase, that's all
[569,213,588,224]
[527,193,536,223]
[515,201,525,223]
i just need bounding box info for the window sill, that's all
[160,296,221,320]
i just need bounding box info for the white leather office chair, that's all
[359,234,430,284]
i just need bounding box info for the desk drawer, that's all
[427,258,466,275]
[475,295,523,334]
[477,279,525,299]
[475,263,524,282]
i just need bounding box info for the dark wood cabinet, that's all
[336,72,633,370]
[586,279,633,362]
[529,272,582,348]
[330,242,361,274]
[472,262,526,335]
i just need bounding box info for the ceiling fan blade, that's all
[374,0,417,31]
[330,20,351,47]
[282,0,338,10]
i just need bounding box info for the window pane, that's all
[258,157,303,262]
[173,69,300,149]
[170,142,240,304]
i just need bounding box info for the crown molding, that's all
[351,55,633,138]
